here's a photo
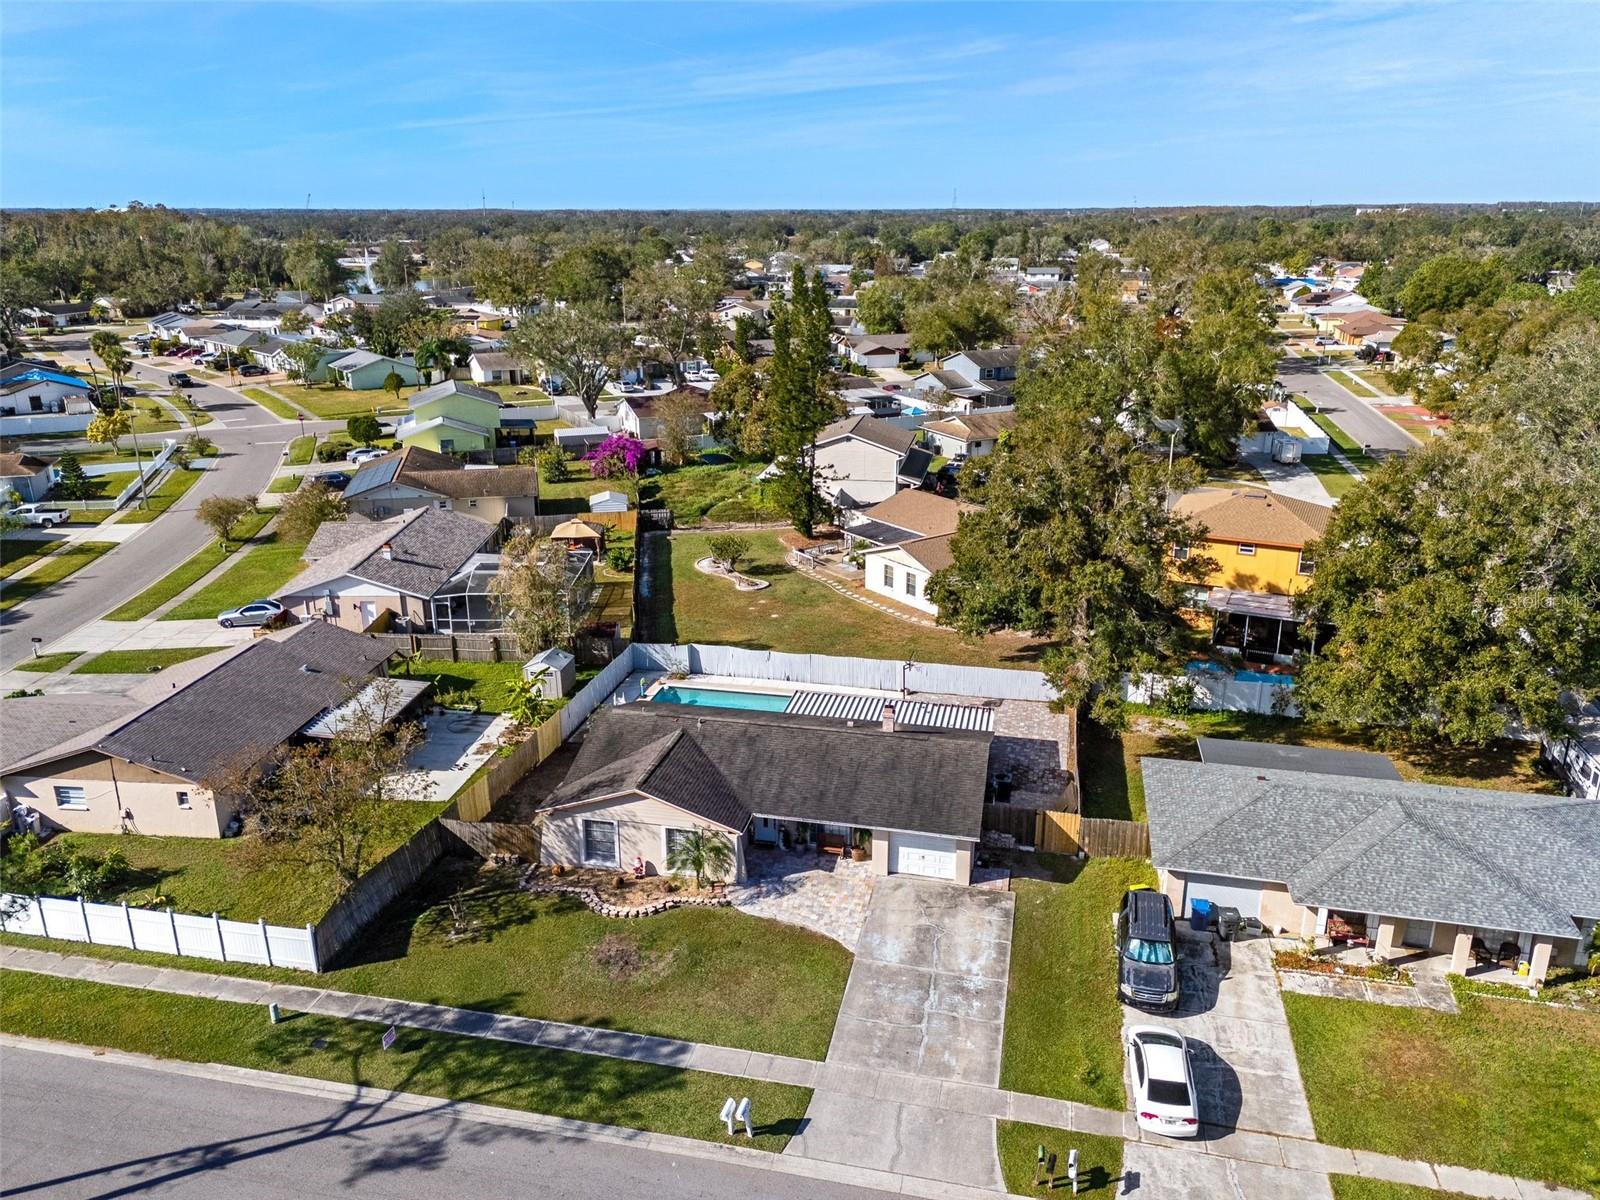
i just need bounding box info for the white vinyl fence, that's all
[1122,668,1300,717]
[1,893,319,971]
[111,439,179,510]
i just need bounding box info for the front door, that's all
[820,823,850,853]
[752,817,780,845]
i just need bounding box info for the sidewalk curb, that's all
[0,1032,1030,1200]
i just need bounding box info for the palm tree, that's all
[665,827,734,890]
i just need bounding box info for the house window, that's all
[1236,543,1256,557]
[1297,550,1314,576]
[664,827,695,866]
[467,499,478,509]
[882,563,895,589]
[54,786,88,810]
[177,791,192,810]
[905,571,919,598]
[1171,546,1190,561]
[582,819,618,866]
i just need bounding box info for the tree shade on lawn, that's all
[104,509,273,620]
[0,972,812,1153]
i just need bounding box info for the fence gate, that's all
[1035,810,1083,855]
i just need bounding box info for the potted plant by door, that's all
[851,830,871,862]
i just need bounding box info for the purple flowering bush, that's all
[585,433,647,478]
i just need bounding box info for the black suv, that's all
[1115,888,1180,1012]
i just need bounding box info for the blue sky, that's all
[4,1,1597,209]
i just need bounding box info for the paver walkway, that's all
[1,946,1586,1200]
[729,848,876,950]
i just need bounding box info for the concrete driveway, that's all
[829,876,1014,1084]
[1123,932,1316,1139]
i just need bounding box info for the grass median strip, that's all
[105,510,274,620]
[118,466,205,524]
[0,971,811,1152]
[286,435,316,465]
[0,538,66,580]
[267,474,303,493]
[1291,395,1381,469]
[163,530,309,620]
[240,387,297,420]
[0,541,117,612]
[72,645,221,674]
[997,1122,1124,1195]
[13,651,82,673]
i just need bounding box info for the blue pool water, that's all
[651,685,793,712]
[1186,661,1293,686]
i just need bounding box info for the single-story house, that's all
[860,533,953,616]
[614,389,705,442]
[921,409,1016,459]
[341,446,538,523]
[20,302,91,329]
[844,488,972,550]
[0,624,398,839]
[277,506,500,633]
[538,700,991,884]
[812,414,932,509]
[0,452,58,503]
[0,368,95,417]
[844,333,910,370]
[467,352,527,386]
[326,350,423,391]
[394,380,505,454]
[1142,756,1600,985]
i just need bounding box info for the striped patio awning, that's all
[783,689,994,733]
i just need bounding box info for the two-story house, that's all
[812,414,932,510]
[394,380,505,454]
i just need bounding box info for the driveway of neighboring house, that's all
[1122,931,1317,1140]
[786,877,1016,1190]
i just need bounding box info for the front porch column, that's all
[869,828,890,877]
[1429,922,1458,954]
[1373,916,1403,961]
[1528,937,1554,986]
[1449,927,1474,976]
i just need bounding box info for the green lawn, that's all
[399,659,527,713]
[0,540,117,612]
[286,434,316,465]
[1330,1180,1477,1200]
[105,510,274,620]
[640,458,783,524]
[52,468,138,501]
[128,395,180,434]
[240,386,297,419]
[1285,987,1600,1194]
[0,973,811,1153]
[12,651,81,673]
[267,473,303,493]
[72,645,221,674]
[163,530,309,620]
[1324,369,1371,396]
[1076,709,1555,822]
[646,531,1053,670]
[0,537,65,580]
[33,808,446,925]
[116,466,204,523]
[1290,396,1381,469]
[271,382,407,421]
[1301,453,1361,499]
[1001,857,1156,1107]
[1354,368,1403,397]
[4,860,854,1059]
[997,1123,1124,1196]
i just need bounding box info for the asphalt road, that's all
[0,1043,890,1200]
[1275,355,1418,456]
[0,358,335,669]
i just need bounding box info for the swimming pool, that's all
[1186,661,1294,686]
[650,685,794,712]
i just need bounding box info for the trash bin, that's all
[1190,898,1213,932]
[1217,906,1242,941]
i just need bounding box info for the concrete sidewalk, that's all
[1,945,1585,1200]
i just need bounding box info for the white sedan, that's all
[1126,1025,1200,1137]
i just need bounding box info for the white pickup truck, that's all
[10,503,72,528]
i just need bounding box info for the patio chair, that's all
[1469,936,1493,967]
[1495,940,1521,970]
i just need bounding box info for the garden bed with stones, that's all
[693,556,769,591]
[523,868,730,919]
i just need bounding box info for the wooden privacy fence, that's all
[449,716,562,823]
[1035,811,1151,859]
[982,802,1039,843]
[440,820,540,860]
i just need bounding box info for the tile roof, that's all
[1141,758,1600,938]
[1172,488,1331,549]
[545,702,991,839]
[285,507,494,600]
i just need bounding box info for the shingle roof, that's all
[0,453,55,477]
[855,490,973,538]
[1,694,145,774]
[816,414,916,455]
[407,380,501,410]
[1196,738,1402,780]
[950,347,1020,370]
[1172,488,1331,549]
[344,447,537,502]
[923,409,1017,442]
[285,508,494,600]
[1141,758,1600,937]
[11,624,395,784]
[544,702,991,839]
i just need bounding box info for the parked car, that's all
[1115,887,1180,1012]
[881,383,901,392]
[239,364,269,376]
[1126,1026,1200,1138]
[346,447,387,465]
[10,503,70,528]
[216,599,284,629]
[1313,336,1333,347]
[317,471,352,490]
[170,372,195,387]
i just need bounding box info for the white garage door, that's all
[1181,873,1263,920]
[891,832,957,880]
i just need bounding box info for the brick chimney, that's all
[881,701,897,732]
